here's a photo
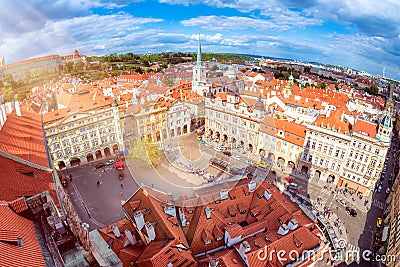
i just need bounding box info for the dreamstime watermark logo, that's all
[256,238,396,264]
[334,238,396,263]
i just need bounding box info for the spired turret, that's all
[376,109,392,143]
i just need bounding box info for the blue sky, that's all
[1,0,399,80]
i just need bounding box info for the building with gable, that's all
[299,108,392,196]
[101,180,329,266]
[43,90,124,169]
[205,84,265,153]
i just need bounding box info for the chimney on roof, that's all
[240,241,251,253]
[111,224,121,238]
[220,189,229,200]
[134,211,145,230]
[248,181,257,191]
[124,229,137,245]
[15,101,21,117]
[17,237,23,247]
[277,224,289,236]
[145,222,156,241]
[205,206,211,219]
[288,219,298,230]
[264,189,272,200]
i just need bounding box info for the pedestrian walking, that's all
[69,174,72,182]
[120,183,124,189]
[97,180,101,186]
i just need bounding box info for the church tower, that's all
[376,108,393,143]
[386,84,394,112]
[282,74,294,98]
[192,35,207,96]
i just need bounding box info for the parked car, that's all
[246,160,255,165]
[95,162,105,169]
[376,217,383,228]
[223,151,232,156]
[105,159,115,165]
[386,188,391,194]
[256,161,268,168]
[377,184,382,193]
[345,207,357,217]
[287,183,298,189]
[232,155,241,160]
[215,147,224,152]
[336,199,347,207]
[284,177,294,183]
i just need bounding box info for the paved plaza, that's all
[61,131,391,266]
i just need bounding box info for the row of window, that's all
[57,114,113,132]
[138,113,167,124]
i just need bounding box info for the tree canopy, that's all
[129,138,163,168]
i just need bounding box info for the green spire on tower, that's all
[196,34,202,67]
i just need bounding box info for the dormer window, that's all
[187,209,193,214]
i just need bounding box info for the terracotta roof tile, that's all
[0,110,48,167]
[0,155,59,209]
[353,119,377,138]
[135,240,196,267]
[0,204,46,267]
[8,197,28,213]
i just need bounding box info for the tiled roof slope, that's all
[260,117,307,147]
[121,181,325,266]
[98,218,144,267]
[353,119,377,138]
[0,110,48,168]
[135,240,196,267]
[313,109,351,135]
[0,155,58,208]
[0,203,46,267]
[122,187,189,248]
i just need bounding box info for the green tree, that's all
[129,138,162,168]
[1,87,15,102]
[74,61,84,71]
[16,91,28,102]
[163,78,174,87]
[5,74,15,88]
[370,85,378,94]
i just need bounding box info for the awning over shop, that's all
[115,161,124,169]
[119,150,128,156]
[339,178,367,193]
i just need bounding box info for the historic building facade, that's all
[205,88,265,153]
[299,112,392,196]
[44,99,123,170]
[167,99,191,138]
[257,117,306,170]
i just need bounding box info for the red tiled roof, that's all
[135,240,196,267]
[122,187,189,248]
[0,204,46,267]
[0,155,59,209]
[0,110,48,167]
[313,109,351,134]
[8,197,28,213]
[353,119,377,138]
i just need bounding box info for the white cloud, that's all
[0,14,163,62]
[182,15,320,32]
